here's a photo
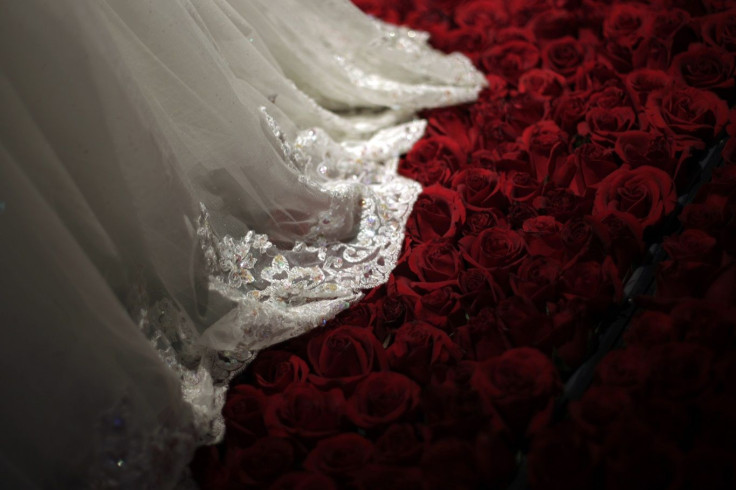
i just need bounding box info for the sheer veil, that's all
[0,0,485,487]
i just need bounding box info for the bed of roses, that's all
[193,1,736,488]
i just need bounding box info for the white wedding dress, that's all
[0,1,484,488]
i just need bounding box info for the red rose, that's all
[670,43,736,92]
[560,257,622,311]
[462,209,508,236]
[373,424,423,465]
[264,382,344,438]
[593,210,645,271]
[459,227,528,274]
[496,296,556,349]
[480,40,541,85]
[503,170,542,203]
[454,0,509,30]
[450,167,508,211]
[504,92,548,135]
[552,90,591,134]
[229,436,295,485]
[623,311,678,349]
[269,472,337,490]
[614,130,680,175]
[573,57,621,91]
[250,350,309,394]
[386,321,462,382]
[510,255,562,305]
[542,36,587,78]
[603,3,649,48]
[529,8,580,41]
[307,326,388,387]
[670,300,736,353]
[411,283,465,328]
[573,142,619,192]
[457,267,506,313]
[624,68,675,111]
[560,216,603,263]
[406,185,465,244]
[644,85,729,150]
[222,385,268,444]
[533,188,590,223]
[518,68,568,99]
[521,215,565,258]
[595,346,650,393]
[700,8,736,52]
[401,136,467,186]
[346,372,421,428]
[303,433,374,477]
[580,106,637,145]
[520,120,569,183]
[431,27,492,59]
[407,239,464,283]
[425,106,475,151]
[663,228,719,263]
[569,386,634,441]
[454,307,511,361]
[471,347,562,436]
[527,421,597,490]
[333,302,378,330]
[593,165,677,228]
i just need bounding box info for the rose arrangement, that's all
[194,1,735,488]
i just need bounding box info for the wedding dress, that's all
[0,0,485,487]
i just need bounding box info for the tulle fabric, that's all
[0,0,484,487]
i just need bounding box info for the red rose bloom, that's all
[581,106,637,145]
[614,130,679,175]
[459,226,527,272]
[250,350,309,394]
[386,321,462,382]
[670,43,736,92]
[518,68,568,99]
[542,36,587,78]
[373,424,423,465]
[307,326,388,387]
[624,68,675,111]
[603,3,649,48]
[223,385,269,445]
[569,386,634,441]
[701,9,736,52]
[593,164,677,228]
[264,383,345,438]
[408,239,464,283]
[450,167,508,211]
[303,433,374,477]
[346,372,421,428]
[480,40,541,85]
[406,185,465,244]
[644,85,729,150]
[573,142,619,192]
[471,347,562,436]
[229,436,295,485]
[402,136,467,186]
[454,0,509,30]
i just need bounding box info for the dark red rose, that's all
[603,3,649,48]
[454,307,510,361]
[250,350,309,394]
[352,0,413,23]
[527,421,597,490]
[594,210,645,271]
[593,164,677,228]
[405,281,464,329]
[670,300,736,353]
[401,136,467,186]
[386,321,462,382]
[614,130,679,175]
[431,27,492,59]
[373,424,423,465]
[496,296,556,349]
[503,170,542,203]
[269,472,337,490]
[679,196,728,234]
[670,43,735,92]
[229,436,295,485]
[354,465,423,490]
[480,40,541,85]
[560,216,603,263]
[504,92,548,135]
[454,0,509,30]
[510,255,562,305]
[654,257,718,299]
[507,0,556,26]
[303,433,373,477]
[521,215,565,258]
[623,311,678,348]
[644,85,729,150]
[307,326,388,387]
[542,36,587,78]
[595,346,650,393]
[420,439,480,490]
[573,57,621,91]
[222,385,268,444]
[425,106,475,151]
[459,227,527,273]
[471,347,562,436]
[569,386,634,441]
[450,167,508,211]
[573,142,619,192]
[663,228,719,263]
[533,188,590,223]
[560,257,622,311]
[462,209,508,236]
[588,84,632,110]
[333,302,378,330]
[407,239,464,283]
[701,9,736,52]
[580,106,637,145]
[602,419,682,490]
[518,68,567,99]
[264,383,344,438]
[520,120,569,183]
[529,8,580,40]
[346,372,421,428]
[552,90,591,134]
[624,68,675,111]
[406,185,466,244]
